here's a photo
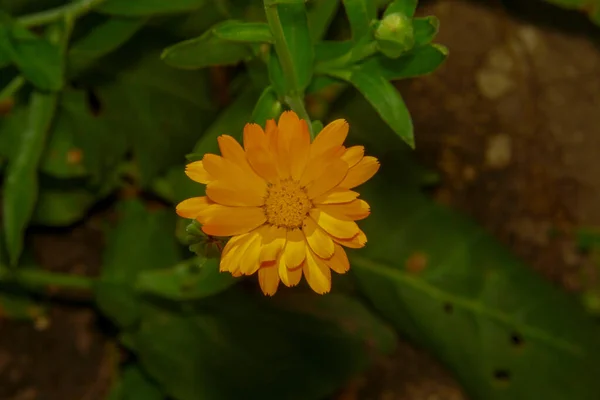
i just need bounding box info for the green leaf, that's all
[0,19,63,91]
[413,16,439,46]
[136,257,237,301]
[351,175,600,400]
[98,0,207,16]
[106,365,164,400]
[162,23,252,70]
[307,0,341,42]
[68,16,147,75]
[95,200,182,329]
[213,21,273,43]
[133,290,384,400]
[342,0,377,41]
[250,85,282,125]
[328,66,414,147]
[0,290,46,321]
[384,0,418,18]
[366,44,448,80]
[265,0,314,93]
[3,92,58,266]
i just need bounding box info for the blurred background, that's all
[0,0,599,399]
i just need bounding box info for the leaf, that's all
[384,0,418,18]
[68,16,147,75]
[342,0,377,40]
[213,21,273,43]
[366,43,448,80]
[2,92,58,266]
[413,16,439,46]
[162,23,252,70]
[98,0,207,16]
[0,290,46,321]
[307,0,341,42]
[351,175,600,400]
[133,289,384,400]
[265,0,314,93]
[95,200,182,329]
[328,66,414,147]
[106,364,164,400]
[0,19,63,91]
[250,85,282,126]
[136,257,237,301]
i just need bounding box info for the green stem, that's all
[17,0,106,28]
[263,0,314,138]
[0,76,25,101]
[0,267,95,291]
[314,41,379,74]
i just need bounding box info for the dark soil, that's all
[1,1,599,399]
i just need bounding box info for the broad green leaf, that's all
[3,92,57,266]
[213,21,273,43]
[0,19,63,91]
[366,43,448,80]
[162,23,252,69]
[351,174,600,400]
[342,0,377,41]
[328,66,414,147]
[384,0,418,17]
[307,0,341,42]
[106,365,164,400]
[68,17,147,75]
[413,16,439,46]
[95,200,182,329]
[98,0,206,16]
[133,289,386,400]
[265,0,314,93]
[136,257,237,301]
[250,85,282,125]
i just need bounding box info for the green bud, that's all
[375,12,415,59]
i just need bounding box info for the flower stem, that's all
[17,0,106,28]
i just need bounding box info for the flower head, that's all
[176,111,379,295]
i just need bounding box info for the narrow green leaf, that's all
[384,0,418,17]
[213,21,273,43]
[136,257,237,301]
[106,365,164,400]
[68,17,147,75]
[162,24,252,69]
[328,66,414,147]
[265,1,314,92]
[307,0,341,42]
[3,92,58,266]
[251,86,282,125]
[98,0,206,16]
[342,0,377,41]
[366,44,448,80]
[352,175,600,400]
[0,21,63,91]
[413,16,439,46]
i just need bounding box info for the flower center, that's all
[263,179,311,229]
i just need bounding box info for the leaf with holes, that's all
[350,172,600,400]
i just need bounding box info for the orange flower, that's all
[176,111,379,295]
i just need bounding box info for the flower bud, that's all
[375,12,415,59]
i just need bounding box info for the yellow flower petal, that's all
[328,244,350,274]
[341,146,364,168]
[313,189,359,205]
[243,123,279,184]
[288,116,311,181]
[175,196,211,219]
[284,228,306,269]
[339,156,380,189]
[306,159,348,199]
[206,181,264,207]
[274,111,298,178]
[238,229,264,275]
[310,119,349,158]
[303,248,331,294]
[185,161,211,184]
[201,206,266,237]
[333,229,367,249]
[202,154,267,201]
[259,225,287,265]
[217,135,251,171]
[258,265,280,296]
[265,119,278,149]
[318,199,370,220]
[278,255,302,287]
[309,208,359,239]
[220,233,253,273]
[299,147,343,187]
[302,217,334,259]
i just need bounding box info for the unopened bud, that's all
[375,13,414,59]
